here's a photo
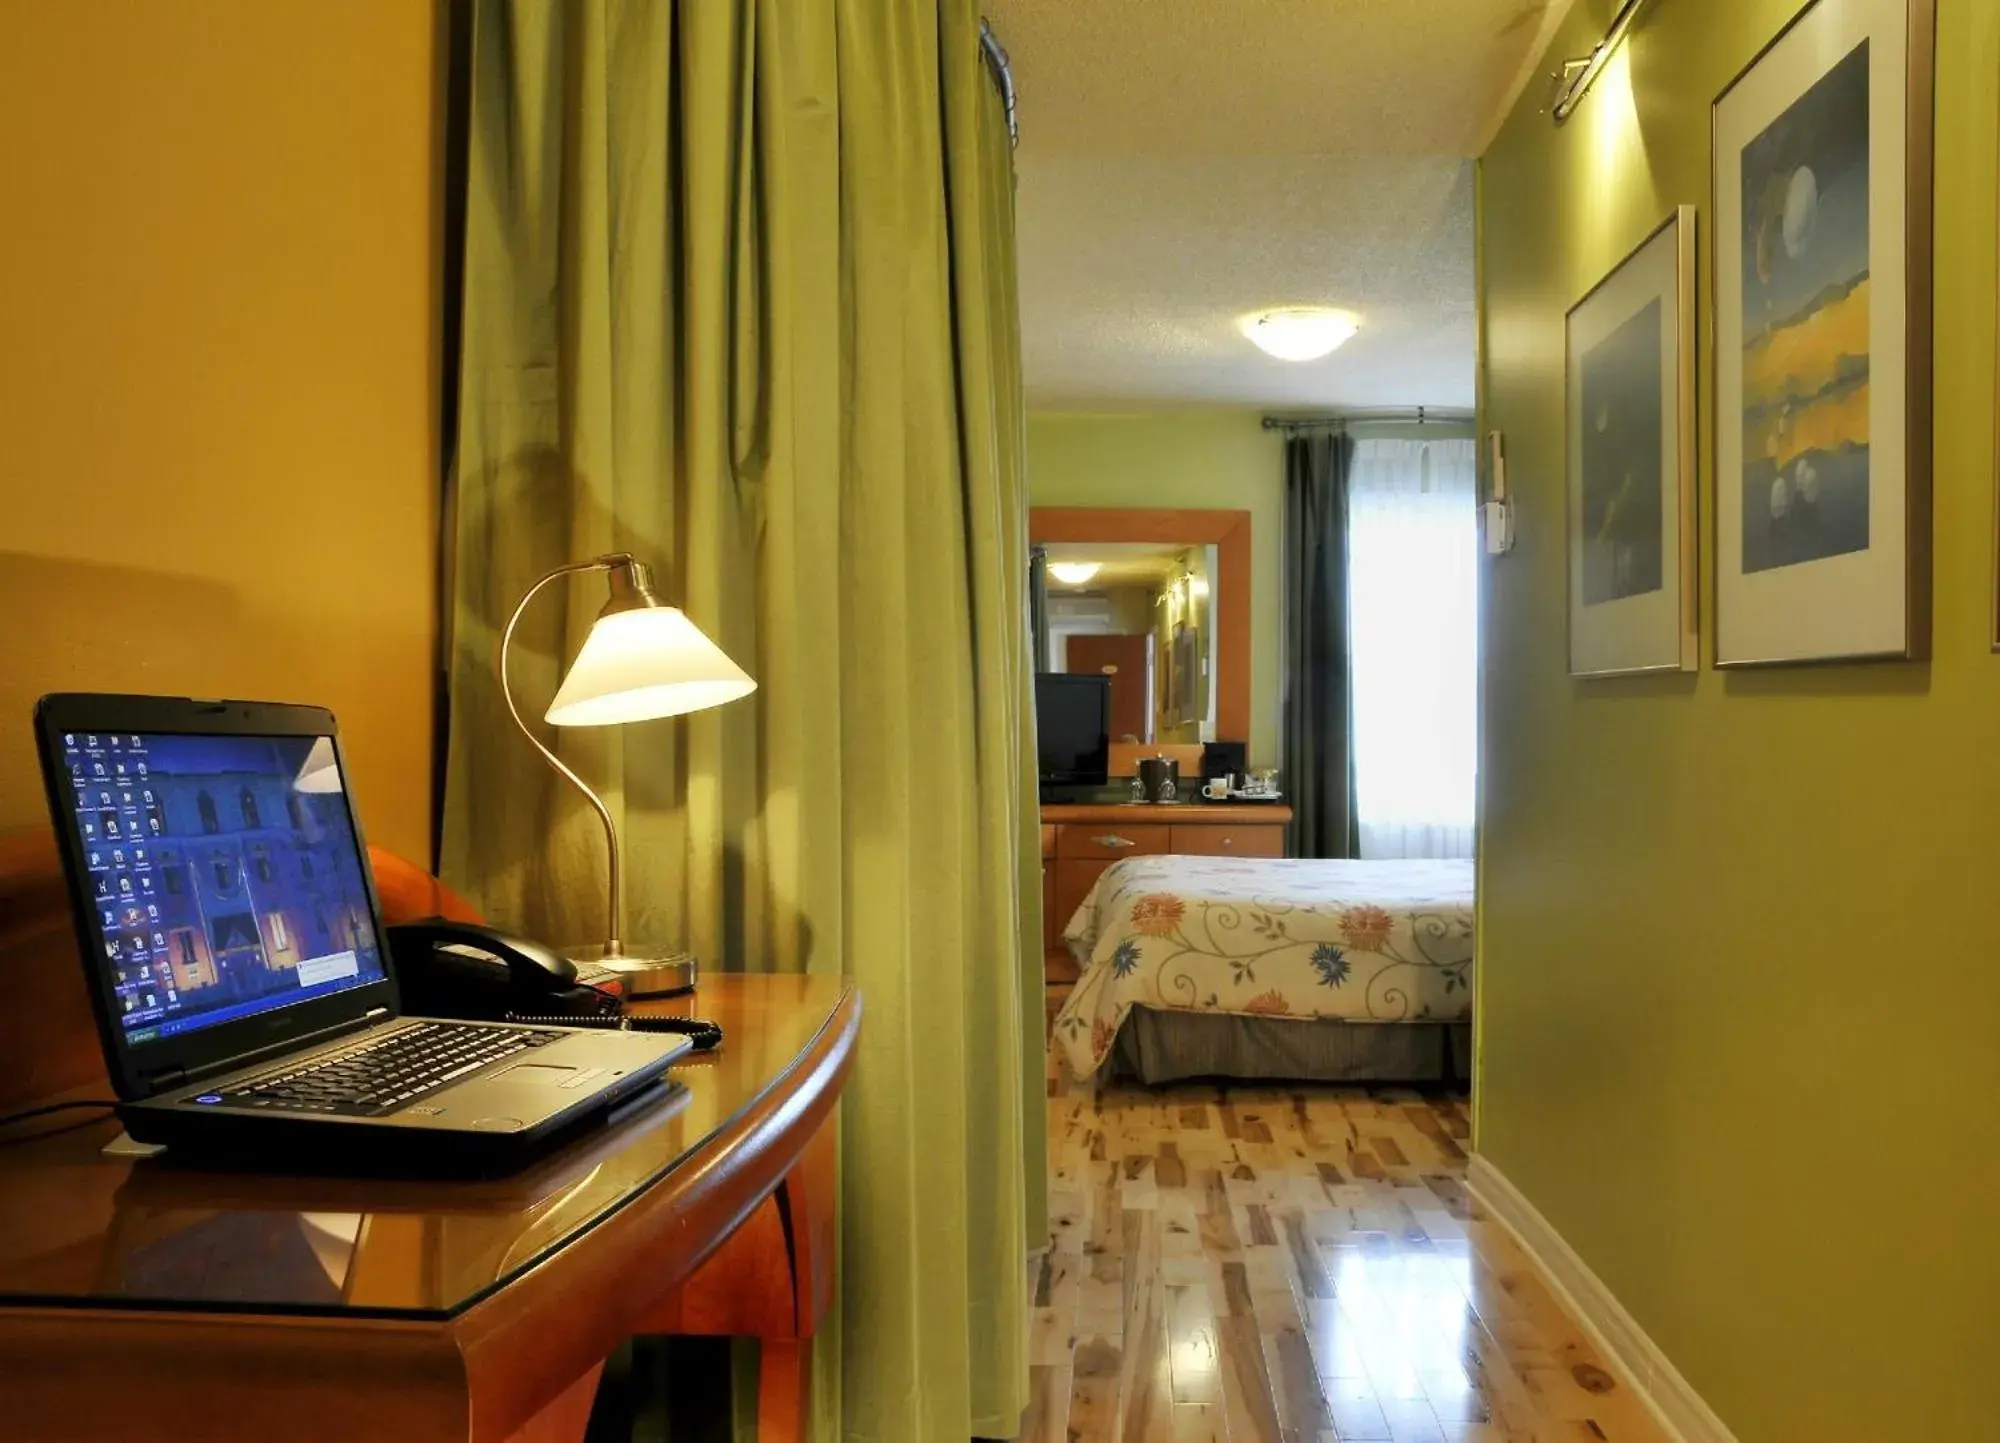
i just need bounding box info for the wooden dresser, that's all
[1039,803,1294,983]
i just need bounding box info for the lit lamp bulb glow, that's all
[1240,308,1360,362]
[1047,561,1102,585]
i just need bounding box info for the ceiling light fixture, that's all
[1047,561,1102,585]
[1549,0,1654,123]
[1240,309,1360,363]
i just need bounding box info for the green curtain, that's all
[1282,431,1360,859]
[440,2,1045,1438]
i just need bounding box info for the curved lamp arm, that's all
[498,554,632,958]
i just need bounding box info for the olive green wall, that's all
[1027,412,1285,766]
[1478,2,2000,1439]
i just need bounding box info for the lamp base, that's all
[569,947,699,998]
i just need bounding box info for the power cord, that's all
[0,1099,118,1145]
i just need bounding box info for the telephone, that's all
[387,919,723,1051]
[388,919,617,1022]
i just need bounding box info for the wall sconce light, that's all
[1549,0,1653,124]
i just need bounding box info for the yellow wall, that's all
[1028,412,1284,766]
[0,3,441,861]
[1478,2,1999,1438]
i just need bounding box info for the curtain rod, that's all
[1261,407,1474,432]
[979,19,1018,148]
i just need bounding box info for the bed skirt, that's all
[1106,1007,1471,1087]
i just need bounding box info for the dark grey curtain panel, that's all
[1028,546,1050,674]
[1283,432,1359,859]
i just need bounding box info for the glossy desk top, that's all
[0,973,854,1320]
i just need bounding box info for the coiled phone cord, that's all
[504,1009,724,1053]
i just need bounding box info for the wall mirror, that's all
[1029,507,1250,775]
[1040,541,1219,744]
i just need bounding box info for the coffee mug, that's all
[1202,777,1230,800]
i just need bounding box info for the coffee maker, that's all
[1135,755,1179,803]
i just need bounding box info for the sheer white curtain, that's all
[1346,436,1479,859]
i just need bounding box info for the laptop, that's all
[33,693,690,1175]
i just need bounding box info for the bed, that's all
[1051,854,1475,1085]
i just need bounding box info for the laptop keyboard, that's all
[208,1021,558,1117]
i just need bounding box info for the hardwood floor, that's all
[1022,1032,1670,1442]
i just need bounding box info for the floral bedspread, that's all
[1052,855,1475,1078]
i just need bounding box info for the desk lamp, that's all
[500,552,755,995]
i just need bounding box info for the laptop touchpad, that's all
[499,1063,577,1084]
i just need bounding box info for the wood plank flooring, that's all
[1021,1022,1670,1443]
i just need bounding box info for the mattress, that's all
[1052,855,1475,1078]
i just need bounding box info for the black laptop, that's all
[33,693,689,1174]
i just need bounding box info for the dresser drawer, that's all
[1168,823,1286,858]
[1055,822,1171,861]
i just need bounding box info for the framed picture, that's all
[1566,206,1698,678]
[1713,0,1934,666]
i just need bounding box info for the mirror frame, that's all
[1029,506,1251,745]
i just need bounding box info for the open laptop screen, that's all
[54,730,387,1044]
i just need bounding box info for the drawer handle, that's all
[1092,834,1137,848]
[1220,837,1233,847]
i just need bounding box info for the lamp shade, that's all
[544,607,756,727]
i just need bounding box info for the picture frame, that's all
[1566,205,1699,678]
[1712,0,1934,667]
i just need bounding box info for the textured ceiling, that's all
[985,0,1572,410]
[1044,541,1187,590]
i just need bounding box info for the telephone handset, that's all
[388,918,617,1022]
[386,919,722,1051]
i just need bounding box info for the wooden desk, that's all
[1040,802,1293,984]
[0,835,858,1443]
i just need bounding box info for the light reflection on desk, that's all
[0,974,846,1317]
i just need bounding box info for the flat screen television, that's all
[1035,673,1112,788]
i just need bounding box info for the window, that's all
[1346,436,1478,859]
